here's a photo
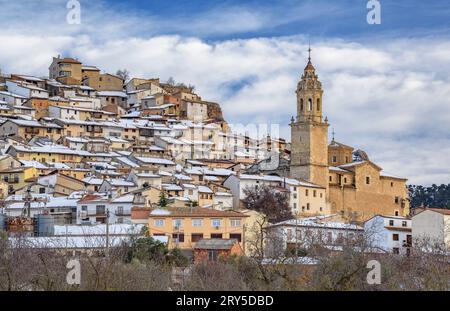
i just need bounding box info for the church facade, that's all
[290,55,410,221]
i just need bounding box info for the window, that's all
[329,176,332,182]
[306,203,310,210]
[293,203,297,209]
[305,189,309,196]
[393,247,399,254]
[393,234,399,241]
[300,99,304,111]
[39,187,46,194]
[308,98,312,111]
[366,176,370,185]
[320,207,323,212]
[316,98,320,111]
[191,233,203,242]
[117,206,124,216]
[391,182,394,187]
[211,233,222,239]
[395,196,399,204]
[395,211,399,216]
[327,232,333,243]
[96,205,105,215]
[332,156,337,163]
[172,233,184,243]
[313,190,316,197]
[230,219,241,227]
[230,233,242,242]
[337,233,344,244]
[155,219,165,227]
[173,219,183,228]
[81,205,87,212]
[211,219,221,227]
[208,250,218,261]
[389,220,394,226]
[402,221,407,227]
[192,219,203,227]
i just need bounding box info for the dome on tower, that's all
[304,59,315,71]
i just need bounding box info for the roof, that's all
[194,239,238,250]
[416,208,450,216]
[328,140,354,150]
[135,157,175,166]
[269,215,363,231]
[56,57,81,64]
[380,171,407,180]
[97,91,127,98]
[148,206,248,218]
[304,60,315,71]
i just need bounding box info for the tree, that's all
[243,185,293,223]
[159,192,169,208]
[166,77,175,86]
[116,69,130,82]
[408,183,450,209]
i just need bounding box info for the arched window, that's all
[300,98,304,111]
[317,98,321,111]
[308,98,312,111]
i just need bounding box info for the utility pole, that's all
[105,208,110,256]
[295,210,299,257]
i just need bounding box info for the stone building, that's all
[289,52,410,221]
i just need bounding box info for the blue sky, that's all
[99,0,450,40]
[1,0,450,185]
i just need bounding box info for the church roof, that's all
[339,160,382,171]
[328,140,354,150]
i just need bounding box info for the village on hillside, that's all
[0,54,448,287]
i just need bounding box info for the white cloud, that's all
[0,29,449,185]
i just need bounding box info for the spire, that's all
[304,42,315,71]
[308,40,312,62]
[332,128,335,142]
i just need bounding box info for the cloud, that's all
[0,2,449,185]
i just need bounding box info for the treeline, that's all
[408,184,450,209]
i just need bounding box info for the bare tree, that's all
[243,185,293,223]
[116,69,130,82]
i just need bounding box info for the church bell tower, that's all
[290,48,329,189]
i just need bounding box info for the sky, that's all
[0,0,450,185]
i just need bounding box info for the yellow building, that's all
[147,207,248,249]
[49,56,82,85]
[0,166,38,193]
[97,73,124,91]
[0,119,63,141]
[6,145,87,163]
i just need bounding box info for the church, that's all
[248,51,410,222]
[289,51,410,221]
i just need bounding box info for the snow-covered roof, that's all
[135,157,175,165]
[162,184,183,191]
[380,171,406,180]
[54,224,145,236]
[6,197,78,210]
[115,157,140,168]
[19,160,49,169]
[198,185,213,194]
[97,91,127,98]
[270,215,363,231]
